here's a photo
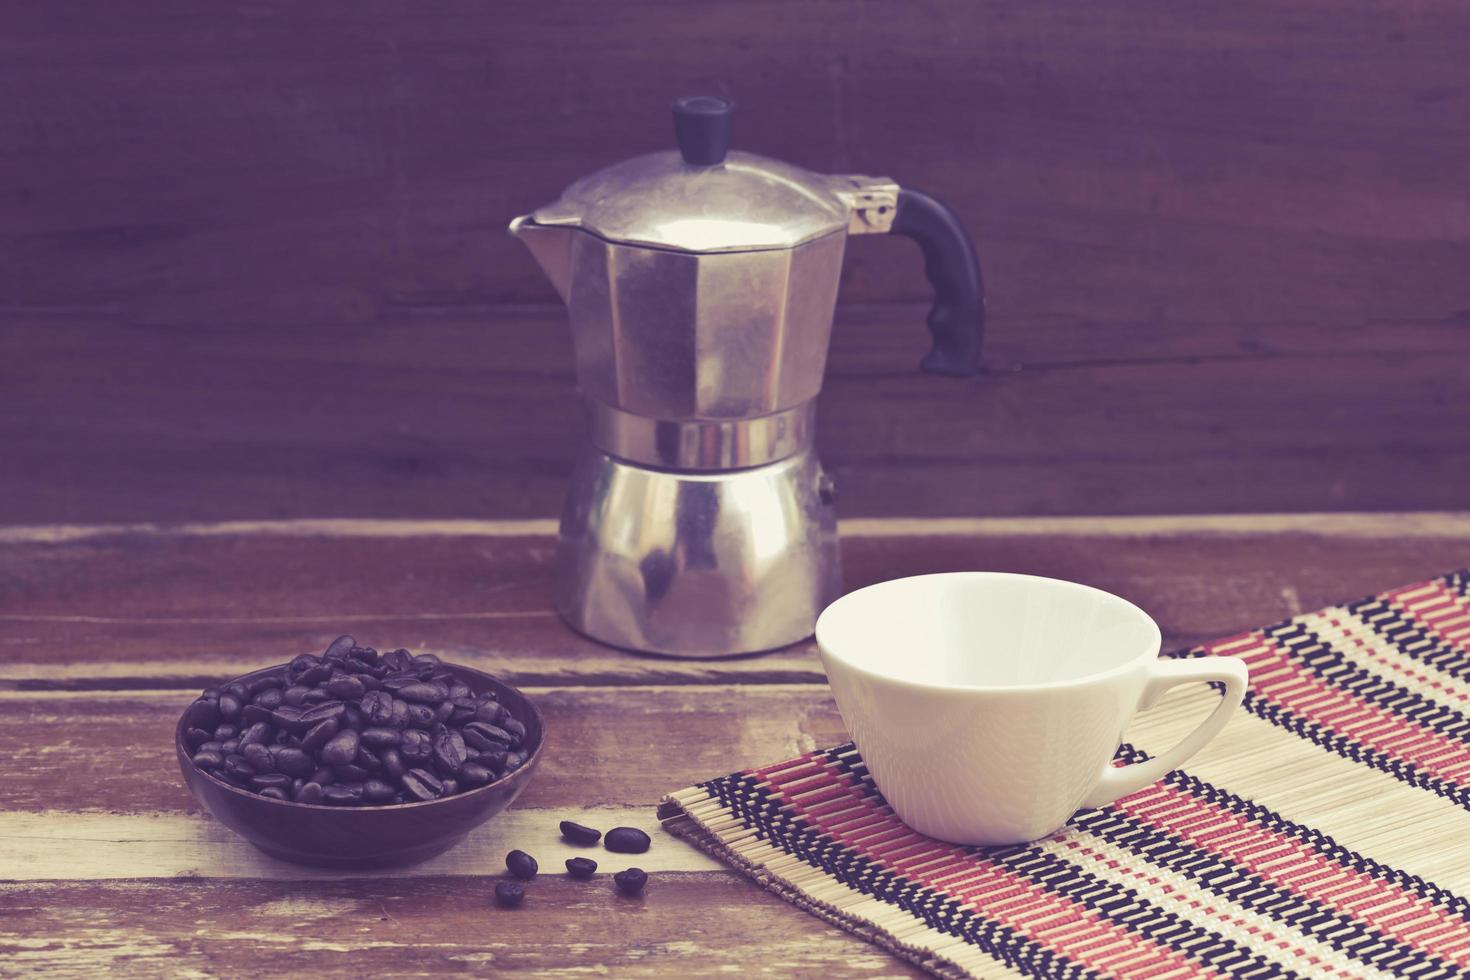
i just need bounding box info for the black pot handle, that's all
[889,188,985,377]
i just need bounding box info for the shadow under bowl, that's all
[176,662,545,868]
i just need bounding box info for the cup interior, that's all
[816,572,1160,689]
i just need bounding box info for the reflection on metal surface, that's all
[588,401,814,471]
[554,450,841,658]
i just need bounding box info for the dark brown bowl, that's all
[176,661,545,868]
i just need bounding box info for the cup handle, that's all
[1079,656,1250,810]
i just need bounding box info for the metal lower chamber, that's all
[553,448,842,658]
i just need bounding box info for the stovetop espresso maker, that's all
[511,96,984,658]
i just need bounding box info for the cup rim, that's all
[814,571,1162,694]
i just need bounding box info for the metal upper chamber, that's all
[510,96,982,470]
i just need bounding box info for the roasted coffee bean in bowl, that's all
[175,638,545,868]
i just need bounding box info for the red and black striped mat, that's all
[660,570,1470,979]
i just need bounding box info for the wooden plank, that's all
[0,808,724,881]
[0,876,923,977]
[1,521,1466,687]
[2,3,1469,325]
[1,310,1468,525]
[0,686,848,813]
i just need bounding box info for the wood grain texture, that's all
[0,686,846,813]
[0,876,923,977]
[3,2,1469,326]
[2,522,1466,688]
[2,307,1467,524]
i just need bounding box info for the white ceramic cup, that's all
[815,572,1249,845]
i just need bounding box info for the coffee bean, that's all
[506,850,538,880]
[459,762,492,787]
[216,695,242,723]
[270,705,307,731]
[184,727,213,748]
[323,783,364,805]
[503,751,526,773]
[259,787,289,801]
[471,747,508,772]
[381,748,406,781]
[242,743,274,772]
[212,724,238,741]
[384,649,413,672]
[405,703,436,729]
[566,857,598,879]
[604,828,651,854]
[380,672,420,693]
[310,766,335,786]
[363,779,396,803]
[501,718,527,745]
[440,778,459,795]
[297,663,333,686]
[432,700,456,726]
[463,722,512,751]
[239,722,273,749]
[341,706,364,731]
[613,868,648,895]
[187,698,220,729]
[250,773,292,790]
[360,691,395,726]
[560,821,602,846]
[401,768,444,801]
[219,739,240,754]
[494,881,524,908]
[241,703,274,726]
[448,682,471,700]
[299,701,346,726]
[224,682,249,701]
[361,727,401,749]
[197,741,224,755]
[334,763,371,781]
[321,728,360,766]
[249,675,284,694]
[288,654,320,677]
[282,685,312,707]
[412,653,442,670]
[432,726,467,773]
[355,745,382,771]
[400,729,433,764]
[252,688,284,710]
[294,781,325,804]
[191,750,224,770]
[222,755,255,781]
[301,717,339,753]
[397,682,447,704]
[390,698,411,729]
[272,746,314,777]
[322,635,356,660]
[201,687,222,700]
[475,701,505,725]
[326,674,366,700]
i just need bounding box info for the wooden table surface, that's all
[1,512,1466,975]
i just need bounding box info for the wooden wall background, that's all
[2,1,1468,522]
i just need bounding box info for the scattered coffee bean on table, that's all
[560,820,602,845]
[613,868,648,895]
[184,636,531,806]
[506,849,538,880]
[494,881,525,908]
[566,856,598,879]
[604,827,651,854]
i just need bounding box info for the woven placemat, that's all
[660,570,1470,979]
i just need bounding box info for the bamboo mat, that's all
[660,570,1470,979]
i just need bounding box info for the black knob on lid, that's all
[672,96,733,166]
